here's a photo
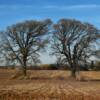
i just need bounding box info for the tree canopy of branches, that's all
[0,19,52,76]
[51,19,100,78]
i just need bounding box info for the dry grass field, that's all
[0,69,100,100]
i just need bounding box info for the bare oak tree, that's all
[0,19,52,76]
[51,19,99,78]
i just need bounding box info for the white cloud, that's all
[67,4,100,9]
[43,5,59,9]
[0,5,33,10]
[0,4,100,11]
[44,4,100,10]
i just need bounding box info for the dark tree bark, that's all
[0,19,52,76]
[51,19,99,79]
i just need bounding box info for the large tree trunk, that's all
[22,57,27,76]
[70,63,76,78]
[75,62,81,80]
[71,68,76,78]
[23,66,27,76]
[70,61,80,79]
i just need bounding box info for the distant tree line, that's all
[0,61,100,71]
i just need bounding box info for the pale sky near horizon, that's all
[0,0,100,64]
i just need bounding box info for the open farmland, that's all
[0,69,100,100]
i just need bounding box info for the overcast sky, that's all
[0,0,100,64]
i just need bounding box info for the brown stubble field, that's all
[0,69,100,100]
